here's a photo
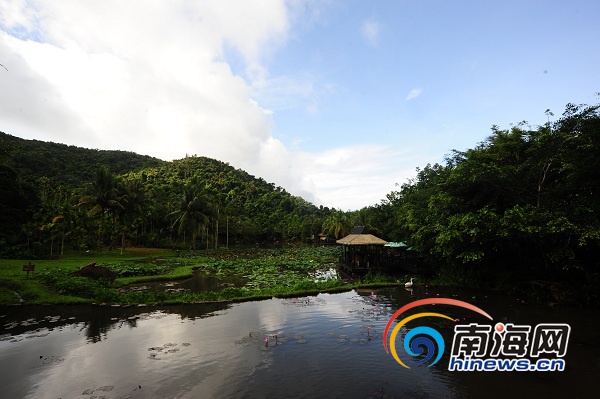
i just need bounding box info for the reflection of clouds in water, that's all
[316,291,394,324]
[178,301,288,399]
[5,295,353,399]
[1,291,461,398]
[256,298,290,333]
[311,267,338,282]
[5,307,239,398]
[1,289,596,398]
[33,313,192,398]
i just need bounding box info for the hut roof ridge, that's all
[336,232,388,246]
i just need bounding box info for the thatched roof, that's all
[336,230,388,246]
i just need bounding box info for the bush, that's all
[38,269,108,299]
[103,262,175,277]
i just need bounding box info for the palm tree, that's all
[78,166,124,247]
[53,199,77,256]
[168,184,213,249]
[116,176,146,254]
[322,212,352,239]
[78,166,122,215]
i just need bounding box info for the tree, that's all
[0,164,38,253]
[77,166,124,248]
[322,211,352,239]
[384,102,600,288]
[169,182,213,249]
[116,175,147,254]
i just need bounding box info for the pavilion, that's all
[336,226,388,274]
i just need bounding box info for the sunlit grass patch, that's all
[123,247,176,257]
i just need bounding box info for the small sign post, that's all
[22,262,35,278]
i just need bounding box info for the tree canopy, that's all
[361,102,600,290]
[0,133,336,256]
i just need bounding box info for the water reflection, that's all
[0,287,598,398]
[311,267,338,282]
[0,302,230,343]
[128,270,247,294]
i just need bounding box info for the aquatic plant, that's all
[103,261,180,277]
[0,246,406,305]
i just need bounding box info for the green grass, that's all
[0,246,403,305]
[0,287,19,304]
[0,248,179,305]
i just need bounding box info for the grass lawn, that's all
[0,248,181,305]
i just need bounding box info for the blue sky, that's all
[1,1,599,210]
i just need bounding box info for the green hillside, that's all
[0,132,164,187]
[0,132,333,257]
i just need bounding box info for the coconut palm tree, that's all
[322,211,352,239]
[169,184,213,249]
[78,166,124,247]
[116,176,147,254]
[78,166,122,215]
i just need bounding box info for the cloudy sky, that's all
[1,1,599,210]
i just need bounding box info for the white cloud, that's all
[361,18,382,47]
[249,74,337,118]
[405,88,423,101]
[0,0,38,35]
[0,1,286,166]
[250,74,317,112]
[298,145,415,210]
[0,1,409,210]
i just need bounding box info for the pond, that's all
[126,270,248,294]
[0,286,597,398]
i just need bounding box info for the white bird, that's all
[405,277,415,288]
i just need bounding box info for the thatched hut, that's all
[336,226,388,274]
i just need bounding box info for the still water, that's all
[0,287,598,399]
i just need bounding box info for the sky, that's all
[1,0,599,210]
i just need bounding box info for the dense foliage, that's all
[0,132,164,186]
[0,133,338,256]
[360,102,600,296]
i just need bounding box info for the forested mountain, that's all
[0,132,334,257]
[0,132,164,187]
